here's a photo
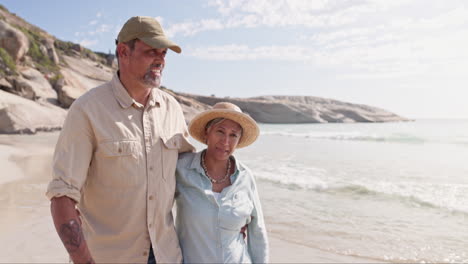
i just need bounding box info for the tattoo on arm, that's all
[59,219,83,254]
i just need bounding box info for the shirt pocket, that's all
[94,140,142,188]
[219,191,254,231]
[160,135,180,190]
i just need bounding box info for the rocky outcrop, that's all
[0,77,13,91]
[16,67,57,101]
[179,94,409,123]
[3,67,58,103]
[0,20,29,62]
[161,88,211,122]
[0,90,66,134]
[42,38,59,64]
[56,55,112,107]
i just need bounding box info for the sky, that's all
[2,0,468,119]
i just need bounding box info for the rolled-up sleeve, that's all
[46,101,94,203]
[247,174,269,263]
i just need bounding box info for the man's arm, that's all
[51,196,95,264]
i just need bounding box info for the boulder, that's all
[55,75,86,108]
[0,90,66,134]
[62,55,112,82]
[42,38,59,64]
[71,43,82,52]
[56,55,113,107]
[0,20,29,62]
[0,77,13,92]
[10,67,58,101]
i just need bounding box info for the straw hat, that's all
[116,16,181,53]
[189,102,259,148]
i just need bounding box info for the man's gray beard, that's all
[143,72,162,88]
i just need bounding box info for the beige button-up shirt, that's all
[46,73,194,263]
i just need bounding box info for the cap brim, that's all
[140,36,182,53]
[188,109,259,148]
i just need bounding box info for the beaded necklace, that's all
[201,150,231,184]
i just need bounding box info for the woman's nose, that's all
[221,135,230,145]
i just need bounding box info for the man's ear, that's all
[116,43,129,59]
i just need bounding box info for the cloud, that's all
[181,1,468,80]
[188,44,317,62]
[79,39,98,47]
[165,19,224,37]
[165,0,414,38]
[187,23,468,80]
[204,0,412,28]
[166,0,368,37]
[77,23,113,36]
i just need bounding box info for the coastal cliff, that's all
[0,5,408,134]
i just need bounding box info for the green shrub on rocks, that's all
[18,27,58,73]
[54,39,76,56]
[0,47,17,76]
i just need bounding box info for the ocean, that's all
[1,119,467,263]
[233,119,468,263]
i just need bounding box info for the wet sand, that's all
[0,132,372,263]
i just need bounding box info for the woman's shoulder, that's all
[234,158,256,182]
[177,151,196,163]
[177,151,201,171]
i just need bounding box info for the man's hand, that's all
[241,216,254,239]
[240,224,248,239]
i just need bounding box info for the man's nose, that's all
[153,52,165,63]
[155,55,165,63]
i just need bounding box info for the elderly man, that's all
[46,16,193,263]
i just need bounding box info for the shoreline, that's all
[269,235,379,263]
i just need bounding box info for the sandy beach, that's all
[0,132,375,263]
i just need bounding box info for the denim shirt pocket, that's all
[219,191,254,231]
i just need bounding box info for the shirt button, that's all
[118,148,122,153]
[149,223,152,228]
[149,195,154,200]
[149,166,153,171]
[143,251,148,256]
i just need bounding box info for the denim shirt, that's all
[175,151,269,263]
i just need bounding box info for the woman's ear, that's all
[203,128,210,144]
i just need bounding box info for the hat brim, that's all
[139,36,181,53]
[189,109,259,148]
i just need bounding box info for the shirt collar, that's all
[148,87,162,108]
[112,72,162,109]
[111,73,133,109]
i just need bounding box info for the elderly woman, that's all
[175,102,269,263]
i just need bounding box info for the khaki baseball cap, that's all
[116,16,181,53]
